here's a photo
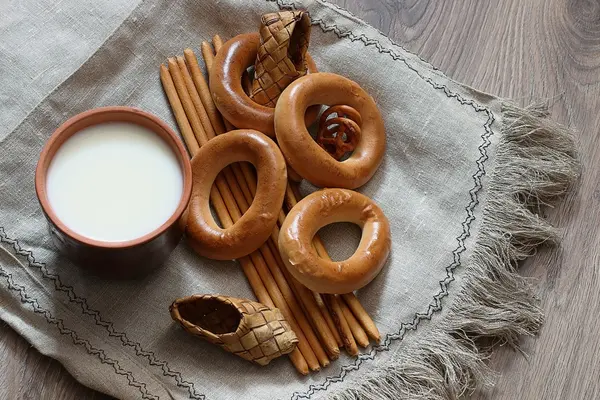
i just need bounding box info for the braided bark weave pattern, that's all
[170,294,298,365]
[250,11,311,106]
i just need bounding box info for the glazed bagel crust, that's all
[187,130,287,260]
[210,32,318,137]
[278,188,391,294]
[275,72,386,189]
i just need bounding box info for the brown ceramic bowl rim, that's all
[35,106,192,249]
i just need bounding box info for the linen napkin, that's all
[0,0,578,399]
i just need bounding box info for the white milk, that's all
[46,122,183,242]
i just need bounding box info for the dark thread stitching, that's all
[293,113,493,400]
[265,1,496,398]
[0,264,158,400]
[317,0,439,71]
[0,1,495,399]
[0,227,205,400]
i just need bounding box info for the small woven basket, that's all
[170,294,298,365]
[250,10,311,107]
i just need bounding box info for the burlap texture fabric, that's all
[0,0,578,399]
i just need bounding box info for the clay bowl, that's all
[35,106,192,279]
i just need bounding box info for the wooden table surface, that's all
[2,1,599,399]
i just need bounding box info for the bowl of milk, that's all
[35,107,192,278]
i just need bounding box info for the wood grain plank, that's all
[0,322,110,399]
[2,1,599,399]
[332,1,600,399]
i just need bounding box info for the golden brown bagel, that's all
[278,188,391,294]
[187,130,287,260]
[210,32,318,137]
[275,72,386,189]
[286,163,303,182]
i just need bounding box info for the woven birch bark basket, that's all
[250,10,311,106]
[170,295,299,365]
[0,0,579,399]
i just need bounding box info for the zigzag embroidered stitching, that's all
[0,228,204,400]
[0,264,159,400]
[318,0,440,71]
[264,1,496,399]
[0,1,497,398]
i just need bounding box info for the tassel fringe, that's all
[330,103,580,400]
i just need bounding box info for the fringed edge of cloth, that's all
[329,103,581,400]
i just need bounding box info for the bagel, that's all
[210,32,318,136]
[278,188,391,294]
[187,130,286,260]
[275,72,386,189]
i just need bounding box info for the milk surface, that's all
[46,122,183,242]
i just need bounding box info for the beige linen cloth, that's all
[0,0,578,399]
